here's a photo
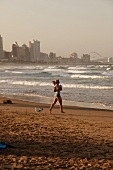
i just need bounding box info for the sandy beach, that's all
[0,97,113,169]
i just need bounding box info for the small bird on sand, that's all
[35,107,43,113]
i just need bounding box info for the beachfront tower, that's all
[12,42,20,61]
[0,35,4,61]
[29,40,40,62]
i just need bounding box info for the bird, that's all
[35,107,43,113]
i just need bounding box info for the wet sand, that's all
[0,97,113,169]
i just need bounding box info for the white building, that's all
[12,42,20,61]
[0,35,4,60]
[108,58,113,63]
[29,40,40,62]
[19,44,30,61]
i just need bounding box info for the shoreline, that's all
[1,61,113,66]
[0,96,113,116]
[0,93,113,111]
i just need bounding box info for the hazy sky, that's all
[0,0,113,58]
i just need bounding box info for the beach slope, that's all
[0,97,113,169]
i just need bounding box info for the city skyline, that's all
[0,0,113,58]
[0,35,94,64]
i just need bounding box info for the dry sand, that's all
[0,97,113,170]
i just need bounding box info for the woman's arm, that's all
[54,86,57,92]
[59,85,62,91]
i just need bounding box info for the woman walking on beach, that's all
[50,79,65,113]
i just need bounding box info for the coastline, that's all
[0,61,113,66]
[0,96,113,169]
[0,93,113,111]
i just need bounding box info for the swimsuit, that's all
[54,91,61,98]
[54,85,61,98]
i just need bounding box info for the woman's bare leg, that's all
[58,97,65,113]
[50,98,57,113]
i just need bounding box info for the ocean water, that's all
[0,63,113,110]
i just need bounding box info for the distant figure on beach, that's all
[50,79,65,113]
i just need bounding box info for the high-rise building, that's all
[4,51,12,61]
[69,52,79,63]
[49,52,57,63]
[29,40,40,62]
[81,54,90,63]
[108,57,113,63]
[40,52,48,63]
[0,35,4,60]
[19,44,30,61]
[12,42,19,61]
[22,44,30,61]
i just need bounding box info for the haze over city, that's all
[0,0,113,58]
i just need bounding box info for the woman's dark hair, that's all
[52,81,56,85]
[55,79,60,84]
